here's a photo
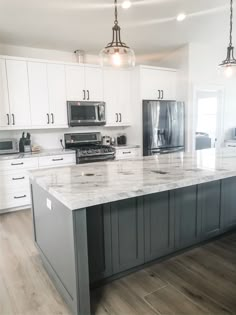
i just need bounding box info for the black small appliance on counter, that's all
[19,132,32,153]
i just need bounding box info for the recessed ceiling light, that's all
[122,0,132,9]
[177,13,186,22]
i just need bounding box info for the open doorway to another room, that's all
[193,87,224,151]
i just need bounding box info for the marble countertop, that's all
[0,149,75,161]
[29,148,236,211]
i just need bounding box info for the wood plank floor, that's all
[1,209,236,315]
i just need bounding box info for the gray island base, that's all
[30,149,236,315]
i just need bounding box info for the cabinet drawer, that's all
[0,171,30,189]
[0,157,38,172]
[38,154,76,168]
[0,189,31,210]
[116,148,140,160]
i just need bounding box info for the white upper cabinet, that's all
[85,66,103,101]
[28,62,50,127]
[47,64,67,127]
[0,59,10,127]
[65,65,85,101]
[6,59,31,127]
[65,65,103,102]
[140,67,177,101]
[28,62,68,128]
[104,68,131,126]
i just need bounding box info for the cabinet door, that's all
[6,59,31,127]
[144,191,174,262]
[199,181,221,239]
[87,204,113,284]
[111,197,144,273]
[65,65,85,101]
[174,186,201,249]
[28,62,50,127]
[0,59,10,127]
[221,177,236,230]
[103,69,118,125]
[48,64,67,127]
[117,70,131,125]
[141,68,177,101]
[85,66,103,101]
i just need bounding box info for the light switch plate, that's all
[46,198,52,210]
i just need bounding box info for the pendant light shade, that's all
[99,0,135,68]
[219,0,236,77]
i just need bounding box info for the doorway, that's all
[193,87,224,151]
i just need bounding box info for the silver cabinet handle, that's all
[123,151,131,154]
[161,90,164,99]
[52,158,64,162]
[83,90,86,100]
[51,113,54,124]
[12,114,15,125]
[119,113,122,122]
[116,113,118,123]
[6,114,10,125]
[11,162,23,166]
[12,176,25,181]
[47,113,50,124]
[87,90,90,100]
[14,195,26,199]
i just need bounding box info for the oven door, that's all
[68,101,106,126]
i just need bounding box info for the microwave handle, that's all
[98,105,105,121]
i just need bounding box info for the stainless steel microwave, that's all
[67,101,106,127]
[0,139,19,155]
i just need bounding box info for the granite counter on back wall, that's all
[29,148,236,210]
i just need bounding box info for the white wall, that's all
[0,43,99,64]
[0,127,130,149]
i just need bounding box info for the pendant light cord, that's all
[230,0,233,46]
[114,0,118,25]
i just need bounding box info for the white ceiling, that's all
[0,0,234,57]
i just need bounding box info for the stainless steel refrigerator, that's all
[143,100,185,156]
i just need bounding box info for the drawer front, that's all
[38,154,76,168]
[0,157,38,172]
[0,189,31,210]
[0,171,30,189]
[116,148,140,160]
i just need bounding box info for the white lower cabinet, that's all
[0,152,76,212]
[115,147,141,160]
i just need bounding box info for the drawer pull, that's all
[12,177,25,181]
[11,162,24,166]
[52,158,64,162]
[123,151,132,154]
[14,195,27,199]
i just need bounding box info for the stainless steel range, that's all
[64,132,115,164]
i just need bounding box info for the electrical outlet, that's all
[47,198,52,211]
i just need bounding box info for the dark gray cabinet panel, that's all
[111,197,144,274]
[144,191,174,262]
[221,177,236,230]
[86,204,112,284]
[174,186,201,248]
[199,181,221,239]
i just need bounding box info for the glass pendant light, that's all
[219,0,236,77]
[99,0,135,68]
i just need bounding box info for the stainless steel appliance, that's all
[0,138,19,155]
[64,132,115,164]
[67,101,106,126]
[143,100,185,156]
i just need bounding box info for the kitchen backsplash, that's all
[0,127,129,150]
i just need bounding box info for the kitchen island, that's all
[30,148,236,315]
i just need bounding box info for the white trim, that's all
[191,84,225,151]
